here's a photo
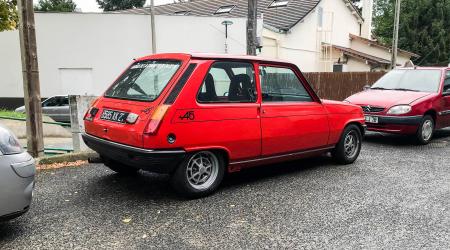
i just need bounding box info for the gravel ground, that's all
[1,130,449,249]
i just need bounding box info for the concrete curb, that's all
[37,151,98,165]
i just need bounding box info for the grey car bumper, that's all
[0,152,35,221]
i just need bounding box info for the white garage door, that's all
[59,68,94,95]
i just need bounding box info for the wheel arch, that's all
[184,146,231,166]
[424,109,437,123]
[344,121,365,137]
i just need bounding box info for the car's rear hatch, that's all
[85,54,191,147]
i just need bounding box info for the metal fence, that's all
[304,72,386,101]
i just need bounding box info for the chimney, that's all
[361,0,373,39]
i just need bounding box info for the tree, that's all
[0,0,18,31]
[34,0,77,12]
[373,0,450,66]
[96,0,145,11]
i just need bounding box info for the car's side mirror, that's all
[363,85,371,91]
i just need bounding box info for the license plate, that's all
[100,109,129,123]
[365,115,379,124]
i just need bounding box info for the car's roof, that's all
[136,53,292,65]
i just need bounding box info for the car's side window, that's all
[42,97,57,107]
[259,65,312,102]
[61,96,69,106]
[444,71,450,93]
[197,61,256,103]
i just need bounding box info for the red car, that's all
[82,53,365,197]
[346,67,450,144]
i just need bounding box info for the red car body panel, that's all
[83,53,365,173]
[346,67,450,134]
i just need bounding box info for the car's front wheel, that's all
[332,124,362,164]
[171,151,225,198]
[416,115,434,145]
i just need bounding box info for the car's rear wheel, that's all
[102,157,138,175]
[332,124,362,164]
[416,115,434,145]
[171,151,225,198]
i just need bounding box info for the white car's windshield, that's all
[371,69,442,93]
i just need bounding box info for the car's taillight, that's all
[144,105,170,135]
[84,107,99,121]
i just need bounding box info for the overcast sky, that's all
[33,0,176,12]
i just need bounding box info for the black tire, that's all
[332,124,362,164]
[170,151,225,198]
[103,157,138,175]
[415,115,434,145]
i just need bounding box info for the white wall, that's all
[260,0,362,72]
[0,13,253,98]
[155,15,255,54]
[0,31,23,98]
[346,58,372,72]
[350,39,411,66]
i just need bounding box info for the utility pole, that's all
[247,0,257,56]
[391,0,401,69]
[17,0,44,157]
[150,0,156,53]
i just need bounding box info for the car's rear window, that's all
[105,60,181,102]
[372,69,442,93]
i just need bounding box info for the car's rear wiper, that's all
[393,88,419,92]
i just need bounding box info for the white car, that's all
[0,124,35,221]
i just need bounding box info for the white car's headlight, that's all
[0,126,23,155]
[387,105,412,115]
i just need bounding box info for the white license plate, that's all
[100,109,129,123]
[365,115,379,124]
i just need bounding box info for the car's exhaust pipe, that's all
[88,157,104,164]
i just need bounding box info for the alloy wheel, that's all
[421,120,433,142]
[186,151,220,190]
[344,131,359,159]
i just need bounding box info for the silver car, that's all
[0,124,35,221]
[15,95,70,123]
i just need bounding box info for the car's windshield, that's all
[371,69,442,93]
[105,60,181,102]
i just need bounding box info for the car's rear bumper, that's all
[82,133,186,174]
[366,115,422,134]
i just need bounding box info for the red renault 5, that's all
[346,67,450,144]
[82,53,365,197]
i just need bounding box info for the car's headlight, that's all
[387,105,412,115]
[0,126,23,155]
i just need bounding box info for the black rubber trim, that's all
[82,134,186,174]
[164,63,197,104]
[370,115,423,125]
[0,207,29,222]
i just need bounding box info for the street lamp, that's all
[221,20,234,54]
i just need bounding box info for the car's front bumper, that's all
[82,133,186,174]
[0,206,30,222]
[0,152,35,221]
[365,115,422,134]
